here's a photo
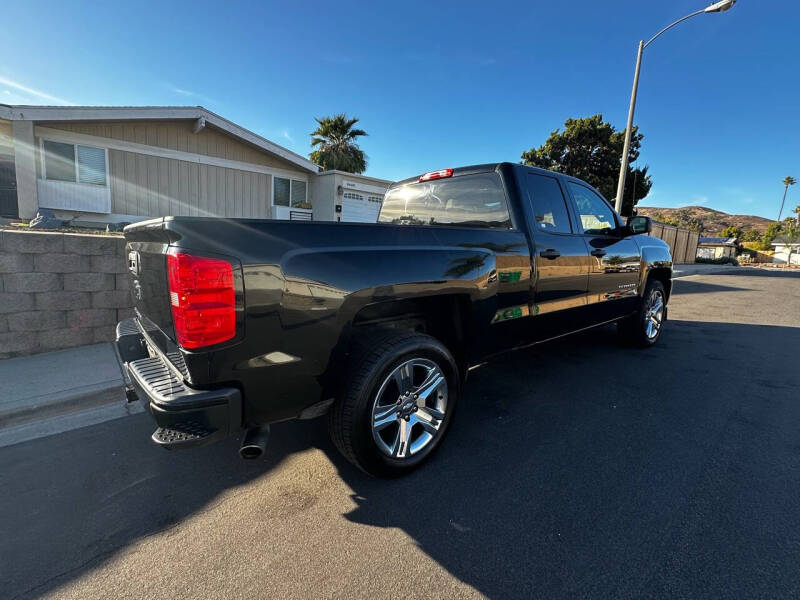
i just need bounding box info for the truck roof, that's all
[391,162,579,189]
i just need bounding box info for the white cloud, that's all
[163,83,215,105]
[692,195,709,205]
[0,76,72,105]
[281,129,295,144]
[167,85,196,96]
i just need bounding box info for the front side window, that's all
[379,172,511,228]
[43,140,106,185]
[526,173,572,234]
[568,182,616,235]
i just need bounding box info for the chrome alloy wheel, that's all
[371,358,448,459]
[645,289,665,340]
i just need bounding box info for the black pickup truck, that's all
[116,163,672,476]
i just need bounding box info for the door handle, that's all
[539,249,561,260]
[590,249,607,257]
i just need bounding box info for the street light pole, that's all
[614,40,644,216]
[614,0,738,215]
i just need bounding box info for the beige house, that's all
[0,104,390,225]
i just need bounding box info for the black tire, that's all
[328,329,459,477]
[618,279,667,347]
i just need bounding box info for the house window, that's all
[368,195,383,204]
[274,177,309,209]
[43,140,107,186]
[274,177,290,207]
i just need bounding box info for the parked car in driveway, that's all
[116,163,672,476]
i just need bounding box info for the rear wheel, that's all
[618,279,667,347]
[328,330,459,477]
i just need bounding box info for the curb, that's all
[672,266,748,279]
[0,396,144,449]
[0,380,126,429]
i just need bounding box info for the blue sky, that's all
[1,1,797,220]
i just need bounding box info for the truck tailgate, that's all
[123,218,175,341]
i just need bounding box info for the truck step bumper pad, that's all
[152,422,216,449]
[115,318,242,450]
[128,355,242,450]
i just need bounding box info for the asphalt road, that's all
[2,270,799,600]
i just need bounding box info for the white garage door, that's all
[342,192,382,223]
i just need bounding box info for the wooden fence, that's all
[648,223,699,264]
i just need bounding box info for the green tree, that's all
[740,229,761,242]
[794,204,800,224]
[780,223,800,266]
[521,114,652,216]
[778,176,796,220]
[309,114,367,173]
[719,225,742,239]
[660,216,681,227]
[759,222,783,251]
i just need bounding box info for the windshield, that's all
[378,172,512,228]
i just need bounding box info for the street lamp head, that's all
[704,0,736,13]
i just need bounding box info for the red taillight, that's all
[419,168,453,182]
[167,251,236,349]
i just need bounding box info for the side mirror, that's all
[627,215,652,235]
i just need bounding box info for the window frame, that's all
[40,138,109,187]
[565,181,621,236]
[273,176,309,209]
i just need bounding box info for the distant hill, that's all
[636,206,776,235]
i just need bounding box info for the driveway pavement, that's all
[2,270,799,599]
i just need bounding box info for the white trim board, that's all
[342,179,390,196]
[6,104,319,173]
[34,126,309,182]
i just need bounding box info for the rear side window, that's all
[525,173,572,234]
[379,173,512,228]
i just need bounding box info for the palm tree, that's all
[309,114,367,174]
[778,176,796,220]
[794,204,800,225]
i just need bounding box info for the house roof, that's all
[772,236,800,246]
[699,237,737,245]
[315,169,394,185]
[0,103,319,174]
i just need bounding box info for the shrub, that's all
[696,256,739,266]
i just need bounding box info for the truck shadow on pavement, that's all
[671,279,750,294]
[2,318,800,598]
[331,318,800,597]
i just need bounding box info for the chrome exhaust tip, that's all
[239,425,270,460]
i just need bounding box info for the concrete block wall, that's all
[0,229,133,359]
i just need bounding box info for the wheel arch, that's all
[349,294,472,376]
[645,266,672,301]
